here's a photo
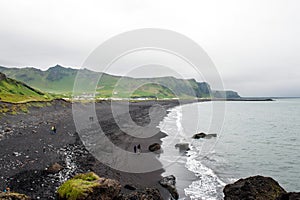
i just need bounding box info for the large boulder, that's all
[0,192,31,200]
[223,175,286,200]
[57,172,121,200]
[192,132,217,139]
[159,175,179,200]
[174,143,190,152]
[119,188,163,200]
[148,143,161,152]
[192,132,206,139]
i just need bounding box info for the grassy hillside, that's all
[0,65,240,99]
[0,65,78,93]
[0,72,52,103]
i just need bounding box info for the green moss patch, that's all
[57,172,100,200]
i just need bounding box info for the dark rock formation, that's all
[0,192,31,200]
[124,184,136,191]
[175,143,190,152]
[0,72,6,81]
[278,192,300,200]
[223,175,286,200]
[204,133,217,139]
[148,143,161,152]
[192,132,206,139]
[192,132,217,139]
[159,175,179,200]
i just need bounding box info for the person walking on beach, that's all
[137,144,141,154]
[51,125,56,134]
[134,145,137,153]
[89,116,94,122]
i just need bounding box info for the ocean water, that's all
[158,98,300,200]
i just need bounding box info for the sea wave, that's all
[184,144,225,200]
[159,104,225,200]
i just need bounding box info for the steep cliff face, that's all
[212,90,240,98]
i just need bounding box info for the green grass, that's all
[0,73,58,114]
[57,172,100,200]
[0,74,53,103]
[0,101,55,115]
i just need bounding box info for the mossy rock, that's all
[57,172,121,200]
[0,192,31,200]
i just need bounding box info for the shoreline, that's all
[0,98,287,199]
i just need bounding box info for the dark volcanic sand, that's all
[0,100,180,199]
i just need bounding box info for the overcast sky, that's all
[0,0,299,97]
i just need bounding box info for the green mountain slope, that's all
[0,65,78,93]
[0,72,51,103]
[0,65,240,99]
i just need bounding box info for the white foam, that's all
[159,106,226,200]
[184,155,225,199]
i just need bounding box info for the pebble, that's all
[4,127,12,132]
[12,152,21,157]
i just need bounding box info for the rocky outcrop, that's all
[57,172,121,200]
[175,143,190,152]
[0,192,31,200]
[223,175,286,200]
[148,143,161,152]
[159,175,179,200]
[192,132,217,139]
[119,188,163,200]
[0,72,6,81]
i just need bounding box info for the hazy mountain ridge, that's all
[0,65,240,99]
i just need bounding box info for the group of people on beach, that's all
[134,144,141,154]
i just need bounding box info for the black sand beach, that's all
[0,100,182,199]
